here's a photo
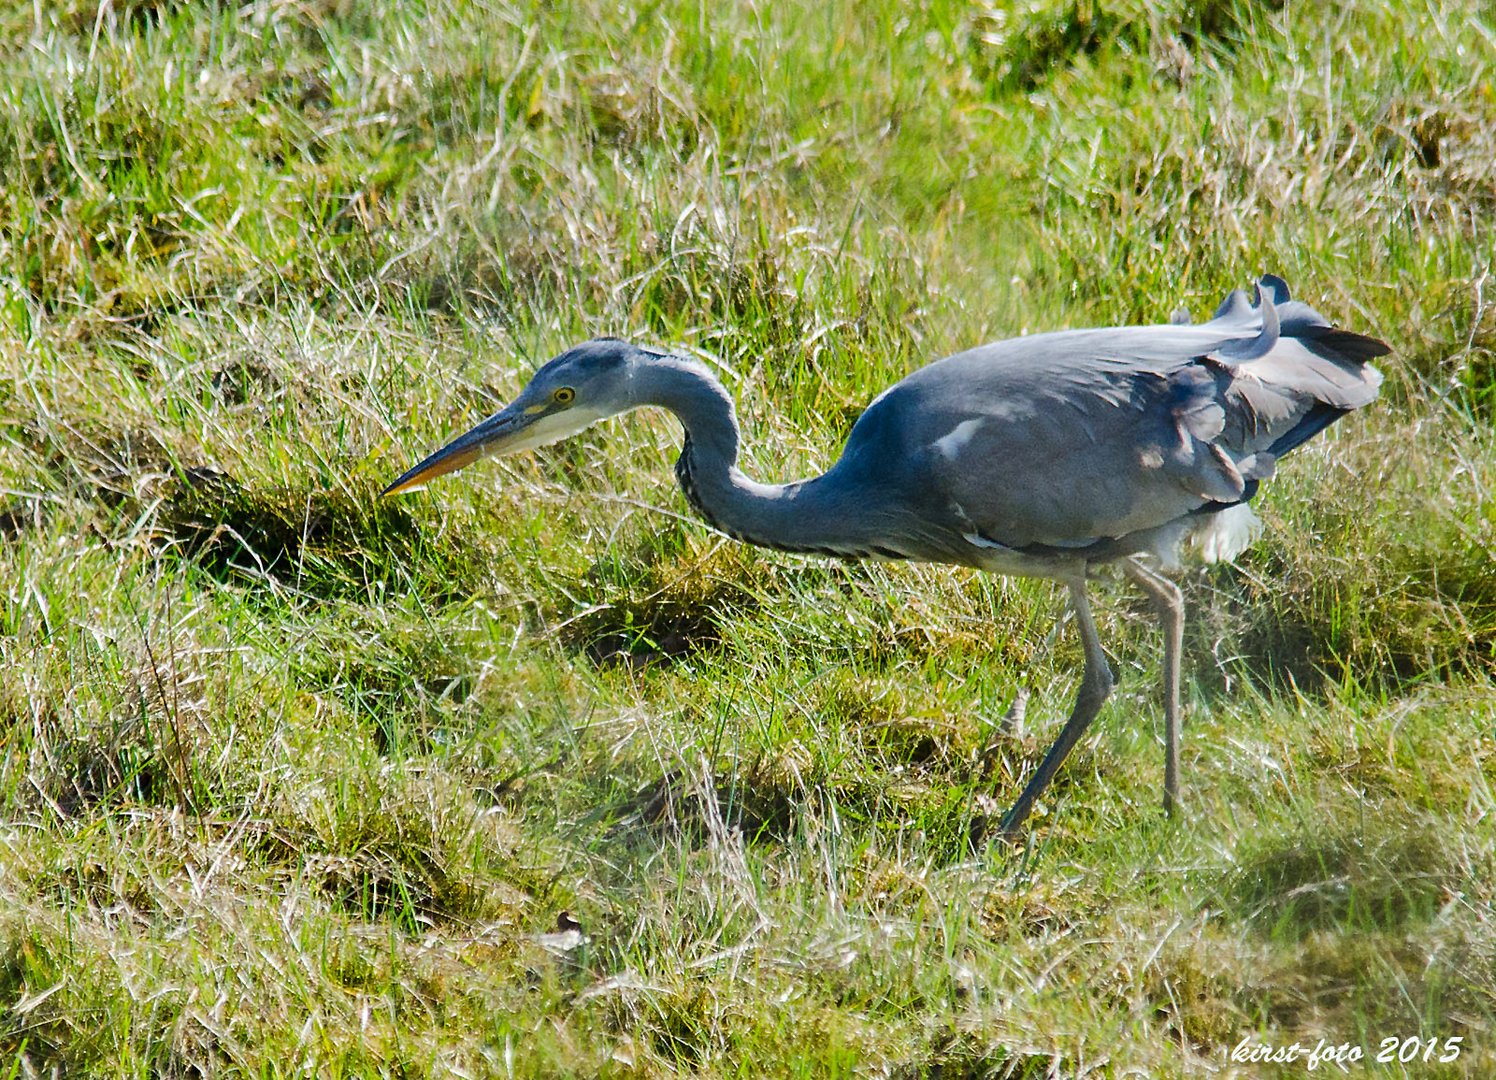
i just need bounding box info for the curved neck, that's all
[628,357,887,558]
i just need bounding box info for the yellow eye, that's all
[553,387,575,405]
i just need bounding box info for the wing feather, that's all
[838,275,1386,558]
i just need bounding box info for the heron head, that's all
[383,337,640,496]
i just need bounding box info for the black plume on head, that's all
[535,337,635,377]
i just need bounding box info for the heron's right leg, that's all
[998,578,1114,837]
[1123,557,1184,816]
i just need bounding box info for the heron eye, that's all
[553,387,575,405]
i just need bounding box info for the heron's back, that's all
[831,278,1386,568]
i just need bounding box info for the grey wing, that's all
[859,276,1386,555]
[1206,279,1384,461]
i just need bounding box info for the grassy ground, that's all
[1,0,1493,1075]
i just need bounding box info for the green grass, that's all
[1,0,1494,1074]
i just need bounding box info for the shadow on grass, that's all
[612,766,798,846]
[605,730,1084,866]
[967,0,1282,96]
[247,818,509,934]
[1225,810,1457,939]
[894,1029,1084,1080]
[1182,546,1496,706]
[558,540,770,669]
[143,466,481,604]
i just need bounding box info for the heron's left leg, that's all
[1123,557,1184,815]
[998,576,1114,837]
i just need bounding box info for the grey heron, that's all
[385,275,1386,835]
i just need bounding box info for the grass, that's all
[1,0,1494,1074]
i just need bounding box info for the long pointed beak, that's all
[382,406,528,496]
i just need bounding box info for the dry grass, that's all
[1,0,1494,1075]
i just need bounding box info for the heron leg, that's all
[1123,557,1184,816]
[999,577,1113,837]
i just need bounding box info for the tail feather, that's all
[1302,326,1392,365]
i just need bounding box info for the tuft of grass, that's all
[1,0,1494,1075]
